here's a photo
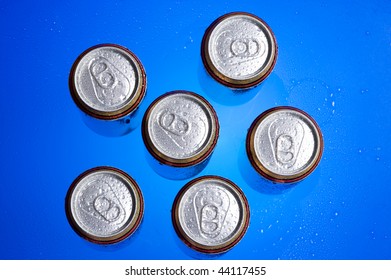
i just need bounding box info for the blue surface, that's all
[1,0,390,259]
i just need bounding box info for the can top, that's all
[172,176,250,254]
[142,91,219,167]
[247,106,323,183]
[65,167,143,244]
[202,12,277,89]
[69,44,146,120]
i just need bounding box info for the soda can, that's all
[65,167,144,244]
[201,12,277,89]
[172,176,250,254]
[69,44,147,136]
[246,106,323,184]
[142,91,219,180]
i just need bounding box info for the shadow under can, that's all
[80,106,141,137]
[144,147,212,181]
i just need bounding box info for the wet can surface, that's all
[246,106,323,183]
[201,12,277,89]
[69,44,147,136]
[142,91,219,179]
[172,176,250,254]
[65,167,144,244]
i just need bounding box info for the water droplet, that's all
[361,89,368,94]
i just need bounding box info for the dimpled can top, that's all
[172,176,250,254]
[202,12,277,89]
[142,91,219,167]
[247,107,323,183]
[66,167,143,244]
[69,44,146,120]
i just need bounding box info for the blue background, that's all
[0,0,390,259]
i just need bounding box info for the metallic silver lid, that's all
[202,12,277,89]
[142,91,219,167]
[247,107,323,183]
[69,44,146,120]
[66,167,143,244]
[172,176,250,254]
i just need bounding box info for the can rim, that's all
[201,12,278,89]
[246,106,324,183]
[171,175,250,254]
[69,44,147,120]
[142,91,219,167]
[65,166,144,244]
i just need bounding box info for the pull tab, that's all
[230,38,261,58]
[276,134,295,164]
[159,111,190,136]
[89,57,131,107]
[157,109,206,151]
[200,205,219,235]
[79,178,126,225]
[194,188,230,239]
[93,195,122,222]
[216,31,266,65]
[268,118,305,169]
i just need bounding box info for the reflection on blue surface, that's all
[0,0,390,259]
